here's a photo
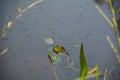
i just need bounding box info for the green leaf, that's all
[80,44,88,80]
[96,65,99,80]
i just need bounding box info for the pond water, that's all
[0,0,120,80]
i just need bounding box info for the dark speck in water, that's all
[42,72,46,76]
[28,69,34,72]
[79,12,82,15]
[26,34,32,39]
[13,54,16,57]
[24,60,29,64]
[17,21,24,24]
[26,34,30,37]
[22,28,28,32]
[1,60,8,64]
[44,66,49,70]
[84,2,89,6]
[0,11,2,16]
[9,47,12,50]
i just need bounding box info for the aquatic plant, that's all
[79,44,88,80]
[0,19,13,55]
[75,44,99,80]
[16,0,44,19]
[95,0,120,79]
[96,0,120,45]
[96,0,120,62]
[106,36,120,62]
[0,20,13,41]
[116,7,120,14]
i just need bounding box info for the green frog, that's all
[48,51,60,64]
[52,45,66,54]
[48,45,69,64]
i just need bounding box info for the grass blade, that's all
[95,4,114,28]
[16,0,44,19]
[0,48,9,55]
[80,44,88,80]
[96,65,99,80]
[106,36,120,62]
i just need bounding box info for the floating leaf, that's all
[0,48,9,55]
[80,44,88,80]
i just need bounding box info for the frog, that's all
[45,38,69,64]
[48,51,60,64]
[52,45,66,54]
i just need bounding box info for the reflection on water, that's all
[0,0,120,80]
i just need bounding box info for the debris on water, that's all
[24,60,29,64]
[45,37,54,45]
[28,69,34,72]
[7,21,13,28]
[88,66,98,74]
[0,48,9,55]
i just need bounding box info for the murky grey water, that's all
[0,0,120,80]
